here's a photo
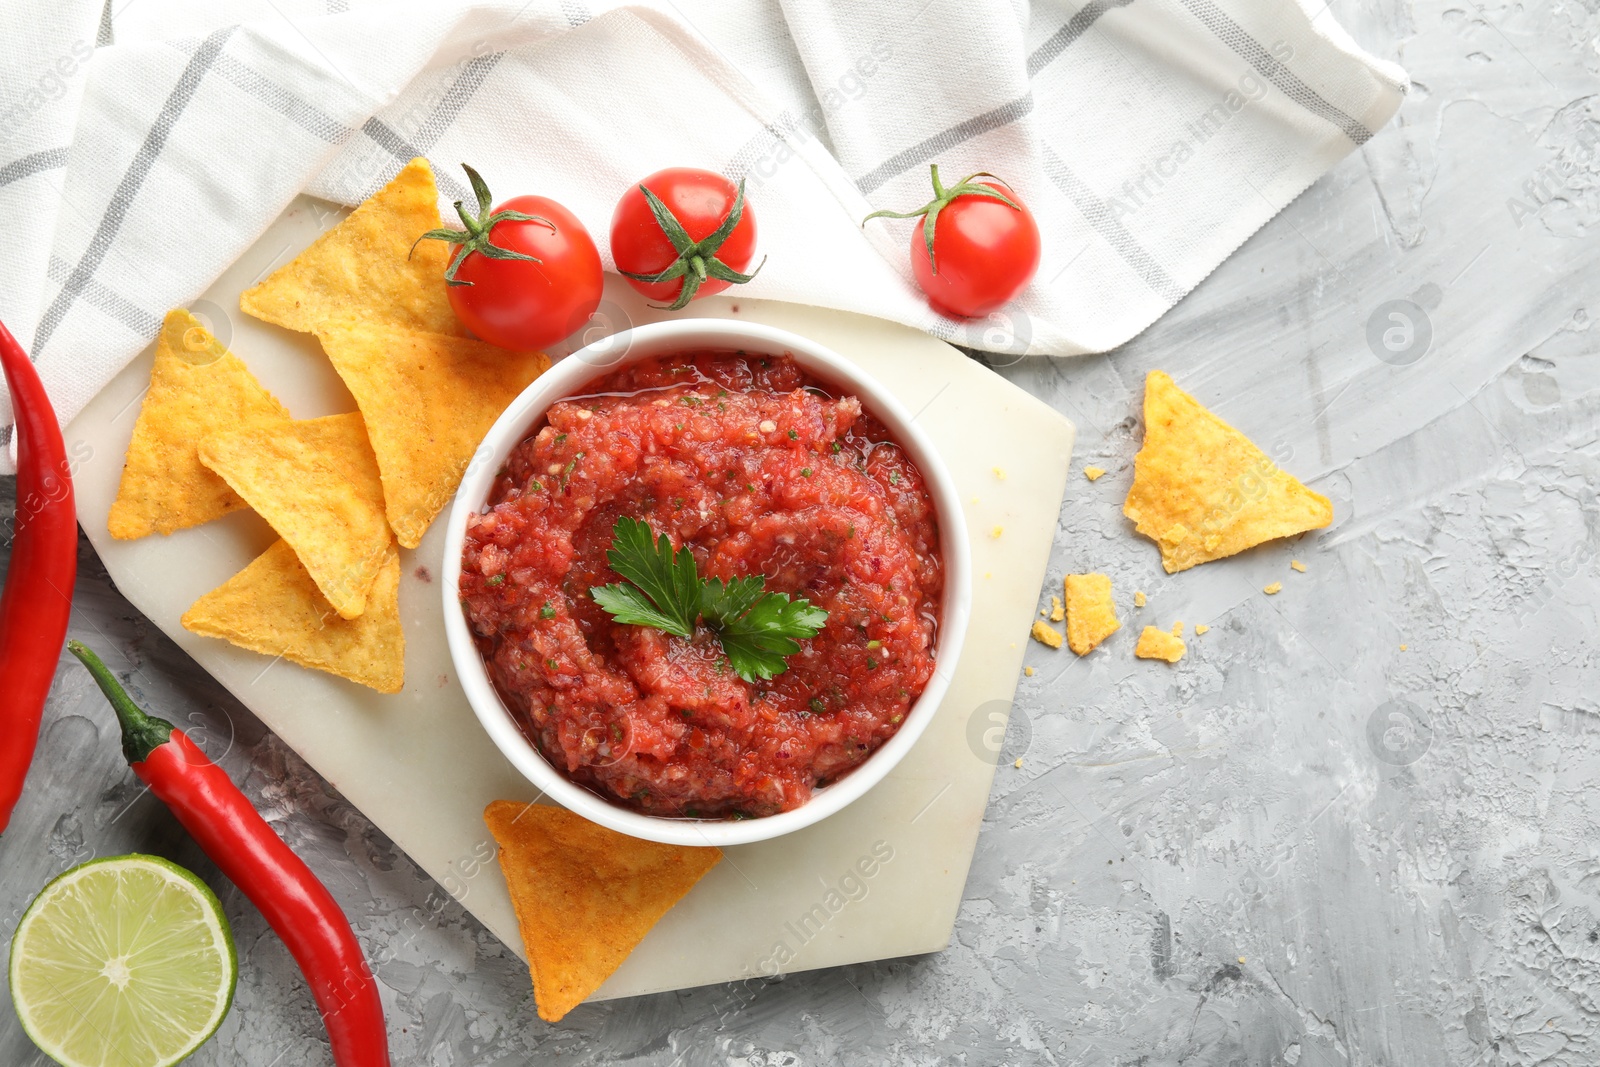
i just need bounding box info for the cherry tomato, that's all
[610,167,761,310]
[419,165,602,350]
[866,165,1041,319]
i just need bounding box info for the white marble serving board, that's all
[67,196,1075,1003]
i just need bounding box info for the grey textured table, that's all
[5,1,1600,1062]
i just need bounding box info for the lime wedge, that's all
[8,854,237,1067]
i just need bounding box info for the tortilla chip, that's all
[1134,625,1186,663]
[483,801,720,1023]
[181,540,404,693]
[240,158,464,337]
[198,413,390,619]
[1123,371,1332,573]
[108,311,291,539]
[317,323,550,548]
[1064,573,1120,655]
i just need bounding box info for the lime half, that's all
[8,854,237,1067]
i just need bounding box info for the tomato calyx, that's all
[618,177,765,311]
[862,164,1023,274]
[414,164,557,288]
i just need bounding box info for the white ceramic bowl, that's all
[442,319,971,846]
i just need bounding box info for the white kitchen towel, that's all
[0,0,103,361]
[0,0,1405,470]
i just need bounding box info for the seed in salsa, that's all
[459,351,944,819]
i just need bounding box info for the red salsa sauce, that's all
[458,351,943,818]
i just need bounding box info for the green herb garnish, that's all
[589,517,827,682]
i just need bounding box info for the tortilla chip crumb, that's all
[1399,643,1408,651]
[1172,621,1184,637]
[1013,757,1024,769]
[1264,582,1282,595]
[1024,666,1035,677]
[1030,620,1064,649]
[991,525,1004,538]
[1064,573,1120,655]
[1084,466,1106,481]
[993,466,1007,480]
[1134,591,1148,608]
[1290,559,1307,572]
[1050,595,1064,622]
[1135,626,1186,663]
[1195,624,1210,635]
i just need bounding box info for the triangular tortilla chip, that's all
[483,801,721,1023]
[318,323,550,549]
[1123,371,1332,573]
[108,310,290,539]
[198,413,391,619]
[181,540,404,692]
[240,158,464,337]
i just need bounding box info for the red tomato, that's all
[868,166,1041,319]
[421,166,602,350]
[610,167,760,310]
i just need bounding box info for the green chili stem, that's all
[67,641,175,765]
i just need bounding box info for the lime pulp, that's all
[8,854,238,1067]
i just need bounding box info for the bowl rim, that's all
[441,318,972,847]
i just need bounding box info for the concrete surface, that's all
[5,0,1600,1063]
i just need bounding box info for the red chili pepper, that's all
[0,319,76,833]
[69,640,391,1066]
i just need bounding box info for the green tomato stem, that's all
[860,163,1024,275]
[413,163,556,287]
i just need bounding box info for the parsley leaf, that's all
[713,588,829,682]
[589,517,698,637]
[589,517,827,682]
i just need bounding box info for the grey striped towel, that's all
[0,0,1405,471]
